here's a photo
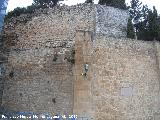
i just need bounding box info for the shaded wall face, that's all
[2,3,131,116]
[2,4,95,113]
[73,31,94,118]
[2,48,74,114]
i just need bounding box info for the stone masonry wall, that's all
[2,4,95,114]
[3,48,74,114]
[74,32,160,120]
[2,3,159,120]
[74,31,94,119]
[92,35,160,120]
[1,4,129,114]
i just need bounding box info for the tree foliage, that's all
[127,17,135,39]
[128,0,160,41]
[33,0,61,8]
[98,0,127,9]
[4,5,36,21]
[129,0,142,24]
[147,7,159,40]
[85,0,93,3]
[5,0,63,21]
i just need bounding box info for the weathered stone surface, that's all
[91,35,160,120]
[1,3,160,120]
[2,48,74,114]
[96,5,129,38]
[74,32,160,120]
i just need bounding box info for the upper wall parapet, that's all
[3,3,129,47]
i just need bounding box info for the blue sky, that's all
[6,0,160,13]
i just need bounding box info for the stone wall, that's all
[1,4,128,114]
[74,31,94,119]
[2,3,160,120]
[92,35,160,120]
[73,32,160,120]
[3,4,95,50]
[2,48,74,114]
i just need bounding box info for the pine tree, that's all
[85,0,93,3]
[157,17,160,41]
[98,0,111,5]
[129,0,143,24]
[128,0,151,40]
[33,0,62,8]
[147,6,159,40]
[127,18,135,39]
[98,0,126,9]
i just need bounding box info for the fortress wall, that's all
[2,48,74,114]
[1,4,129,114]
[2,3,159,120]
[73,32,160,120]
[91,35,160,120]
[155,41,160,74]
[1,4,96,113]
[3,4,95,50]
[74,31,94,118]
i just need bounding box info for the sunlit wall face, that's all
[0,0,8,30]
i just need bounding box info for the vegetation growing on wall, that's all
[64,49,75,64]
[4,6,36,21]
[4,0,63,21]
[53,53,58,62]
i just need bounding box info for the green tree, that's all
[128,0,151,40]
[98,0,108,5]
[147,6,159,40]
[129,5,160,41]
[33,0,62,8]
[127,17,135,39]
[98,0,126,9]
[129,0,143,24]
[136,20,148,40]
[85,0,93,3]
[157,17,160,41]
[5,0,63,21]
